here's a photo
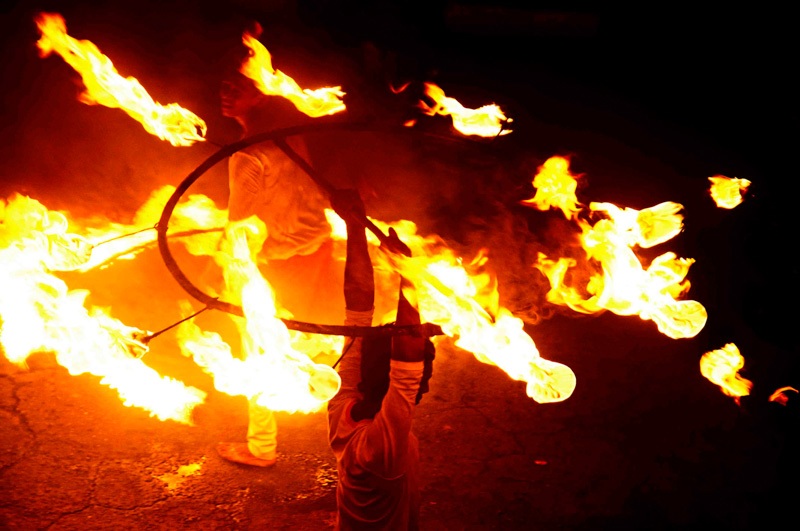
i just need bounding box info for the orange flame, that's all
[35,12,207,147]
[700,343,753,402]
[526,156,706,339]
[419,82,512,137]
[768,386,798,406]
[41,185,226,273]
[240,26,345,118]
[708,175,751,209]
[176,217,342,413]
[325,209,575,403]
[1,193,206,423]
[520,155,582,219]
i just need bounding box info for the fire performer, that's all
[327,188,435,530]
[214,47,342,468]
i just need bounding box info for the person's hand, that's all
[330,188,366,226]
[380,227,411,257]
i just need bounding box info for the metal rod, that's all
[93,225,157,247]
[141,305,213,344]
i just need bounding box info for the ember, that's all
[769,386,798,406]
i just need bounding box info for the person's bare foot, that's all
[216,442,276,468]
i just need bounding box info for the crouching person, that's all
[327,189,435,530]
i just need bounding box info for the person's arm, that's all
[349,228,425,479]
[331,189,374,312]
[329,189,374,398]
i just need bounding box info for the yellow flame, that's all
[419,82,512,138]
[240,28,345,118]
[40,185,226,273]
[530,157,706,339]
[520,156,582,219]
[35,12,207,147]
[708,175,751,209]
[700,343,753,401]
[359,221,572,402]
[176,218,341,413]
[326,206,573,401]
[0,193,206,423]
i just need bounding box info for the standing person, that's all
[214,52,343,468]
[327,188,435,530]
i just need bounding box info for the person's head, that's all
[220,71,266,121]
[219,67,309,135]
[350,334,436,421]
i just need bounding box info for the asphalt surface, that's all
[2,3,797,530]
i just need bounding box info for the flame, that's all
[520,156,582,219]
[535,209,706,339]
[176,217,341,413]
[419,82,512,137]
[768,386,798,406]
[40,185,226,273]
[35,12,207,147]
[1,193,206,423]
[240,26,345,117]
[325,207,574,403]
[525,156,706,339]
[385,248,574,403]
[700,343,753,402]
[362,220,576,403]
[708,175,751,209]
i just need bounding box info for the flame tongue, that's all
[176,217,341,413]
[419,82,512,138]
[524,156,707,339]
[708,175,751,209]
[240,27,345,117]
[519,156,582,219]
[363,219,575,403]
[1,193,206,423]
[35,12,207,146]
[769,386,798,406]
[700,343,753,402]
